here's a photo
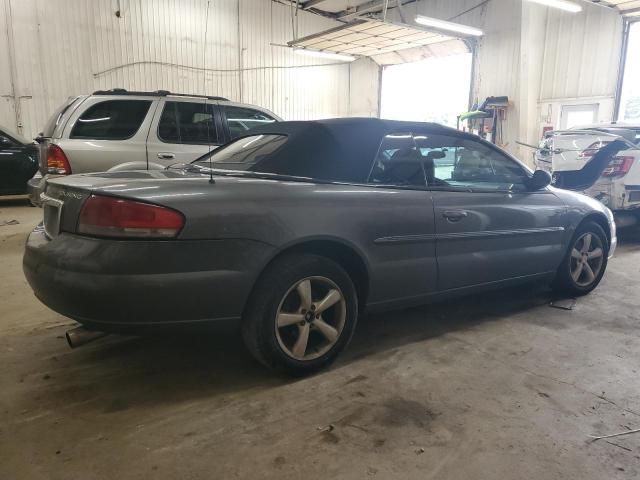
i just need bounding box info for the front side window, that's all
[70,100,151,140]
[158,101,220,145]
[368,133,426,187]
[224,106,276,140]
[194,134,287,170]
[415,134,529,192]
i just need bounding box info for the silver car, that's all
[24,118,617,375]
[29,89,280,204]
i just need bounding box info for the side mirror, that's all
[0,136,12,147]
[527,169,552,190]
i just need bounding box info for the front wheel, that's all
[552,221,608,296]
[242,253,358,375]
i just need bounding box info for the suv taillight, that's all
[602,156,634,177]
[47,144,72,174]
[78,195,184,238]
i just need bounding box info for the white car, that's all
[536,123,640,227]
[29,89,280,204]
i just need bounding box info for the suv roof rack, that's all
[91,88,229,101]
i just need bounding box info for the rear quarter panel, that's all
[56,96,159,174]
[89,175,439,305]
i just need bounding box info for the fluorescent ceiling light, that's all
[414,15,483,37]
[293,48,356,62]
[525,0,582,13]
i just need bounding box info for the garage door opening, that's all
[380,52,472,128]
[618,21,639,122]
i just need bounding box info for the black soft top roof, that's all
[244,118,460,183]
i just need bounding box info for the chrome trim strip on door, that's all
[373,233,437,244]
[374,227,565,245]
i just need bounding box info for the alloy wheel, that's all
[275,276,347,361]
[570,232,605,287]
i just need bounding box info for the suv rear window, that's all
[158,102,221,145]
[70,100,151,140]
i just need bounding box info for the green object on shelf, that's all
[459,110,492,121]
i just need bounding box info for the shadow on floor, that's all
[17,282,553,415]
[0,196,32,208]
[617,225,640,250]
[16,227,640,413]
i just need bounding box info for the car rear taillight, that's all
[578,141,635,177]
[578,141,611,159]
[47,144,71,174]
[78,195,184,238]
[602,156,634,177]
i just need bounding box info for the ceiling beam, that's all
[577,0,619,10]
[301,0,330,10]
[336,0,399,21]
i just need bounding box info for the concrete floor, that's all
[1,197,640,480]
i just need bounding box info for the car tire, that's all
[552,221,609,296]
[242,253,358,375]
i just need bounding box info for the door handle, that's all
[443,210,468,222]
[157,152,175,159]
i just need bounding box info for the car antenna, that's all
[203,0,215,184]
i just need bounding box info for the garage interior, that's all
[2,0,640,479]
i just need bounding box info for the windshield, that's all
[193,134,287,171]
[0,124,30,144]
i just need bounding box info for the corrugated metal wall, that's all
[0,0,367,138]
[0,0,625,151]
[539,5,623,101]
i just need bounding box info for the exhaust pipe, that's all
[66,326,107,348]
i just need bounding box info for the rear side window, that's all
[158,102,220,145]
[70,100,151,140]
[369,133,426,187]
[224,106,276,140]
[194,134,287,169]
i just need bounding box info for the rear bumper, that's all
[23,226,274,329]
[585,182,640,212]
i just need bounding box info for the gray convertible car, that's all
[24,118,616,374]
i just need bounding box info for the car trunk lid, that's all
[42,169,209,238]
[41,182,91,239]
[550,140,631,191]
[537,130,638,191]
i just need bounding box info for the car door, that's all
[146,98,223,166]
[417,132,567,291]
[365,132,438,307]
[58,96,157,173]
[0,132,38,195]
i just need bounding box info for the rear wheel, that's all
[553,221,608,296]
[242,253,358,375]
